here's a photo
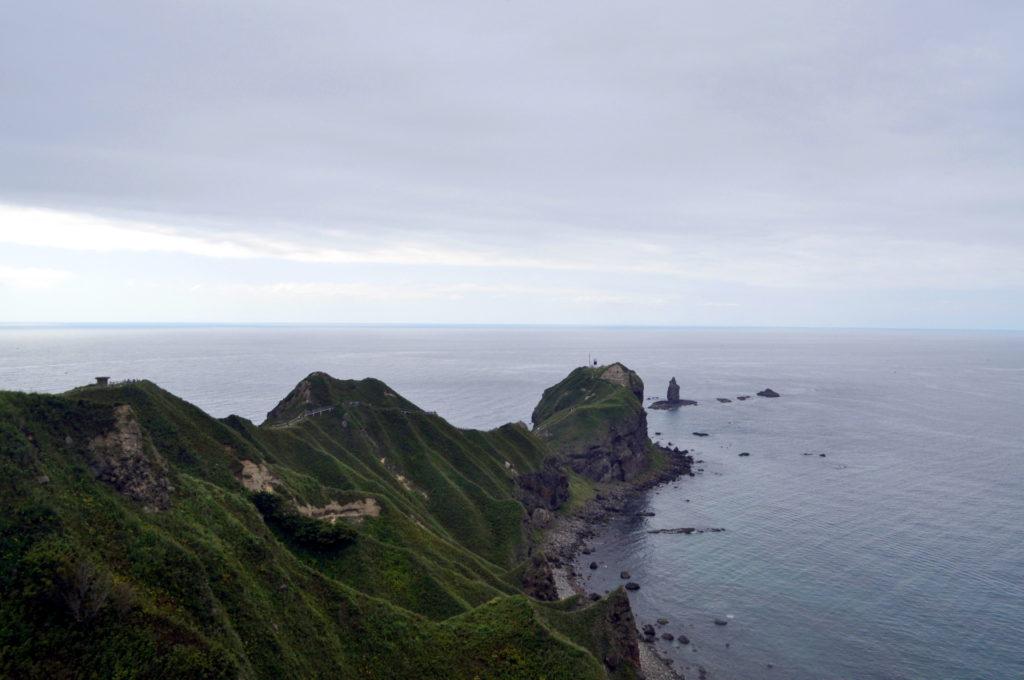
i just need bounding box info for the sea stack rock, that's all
[667,377,680,403]
[649,376,697,410]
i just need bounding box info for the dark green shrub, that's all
[251,492,356,552]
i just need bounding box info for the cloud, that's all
[0,203,662,273]
[207,281,661,306]
[3,203,1022,293]
[0,265,71,289]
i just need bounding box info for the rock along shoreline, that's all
[536,444,694,679]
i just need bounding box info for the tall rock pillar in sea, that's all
[667,377,680,403]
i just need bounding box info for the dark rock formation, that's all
[757,388,780,398]
[661,632,674,641]
[717,397,732,403]
[738,452,751,457]
[521,554,558,601]
[692,432,709,437]
[649,376,699,409]
[516,460,569,512]
[714,618,729,626]
[603,589,641,669]
[625,582,640,591]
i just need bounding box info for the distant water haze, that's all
[2,325,1022,679]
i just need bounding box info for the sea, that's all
[1,324,1021,680]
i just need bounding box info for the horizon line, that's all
[1,321,1021,333]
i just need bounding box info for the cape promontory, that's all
[0,366,659,679]
[531,362,651,483]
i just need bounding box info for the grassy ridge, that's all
[0,373,641,679]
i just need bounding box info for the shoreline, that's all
[537,445,694,679]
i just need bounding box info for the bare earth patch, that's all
[239,460,277,492]
[88,405,171,512]
[297,498,381,523]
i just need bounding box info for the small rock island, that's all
[648,377,698,410]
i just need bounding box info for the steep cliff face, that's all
[0,374,641,680]
[531,363,651,483]
[516,460,570,513]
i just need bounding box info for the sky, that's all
[1,1,1022,328]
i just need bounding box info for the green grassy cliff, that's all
[531,363,651,483]
[0,371,641,679]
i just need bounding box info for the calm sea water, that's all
[1,325,1022,680]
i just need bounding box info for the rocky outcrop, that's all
[599,363,644,402]
[516,461,569,512]
[667,377,680,402]
[562,402,649,482]
[602,589,641,671]
[757,388,780,398]
[532,363,651,483]
[87,405,172,512]
[648,376,697,409]
[521,554,558,601]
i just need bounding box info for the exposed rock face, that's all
[87,405,171,512]
[297,498,381,523]
[567,403,648,482]
[516,461,569,512]
[521,554,558,601]
[239,459,277,492]
[603,589,641,670]
[532,363,651,483]
[667,377,680,402]
[599,363,644,402]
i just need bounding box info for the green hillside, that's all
[0,372,641,679]
[531,364,651,483]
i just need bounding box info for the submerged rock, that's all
[714,618,729,626]
[625,582,640,591]
[738,452,751,457]
[620,570,631,579]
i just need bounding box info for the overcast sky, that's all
[1,1,1021,327]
